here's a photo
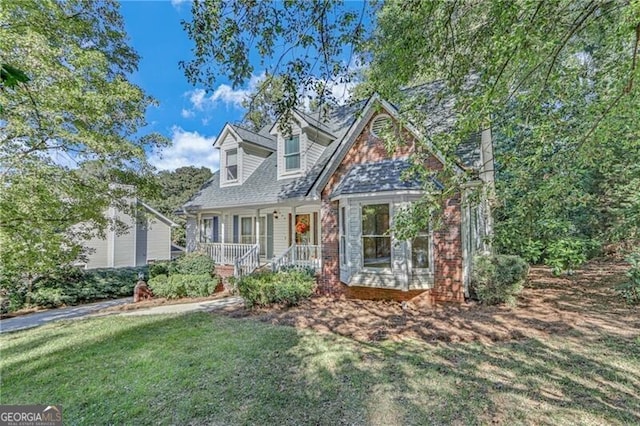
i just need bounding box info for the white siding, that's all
[241,146,266,181]
[276,121,304,180]
[146,218,172,262]
[304,138,326,171]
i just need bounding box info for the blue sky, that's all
[120,0,258,173]
[119,0,362,173]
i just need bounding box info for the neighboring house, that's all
[182,82,494,302]
[79,199,177,269]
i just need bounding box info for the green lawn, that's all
[1,313,639,425]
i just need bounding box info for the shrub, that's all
[149,261,177,279]
[175,253,216,276]
[471,254,529,305]
[237,269,315,308]
[23,266,147,310]
[545,238,588,275]
[617,251,640,305]
[276,264,316,277]
[148,273,218,299]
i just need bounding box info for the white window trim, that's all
[409,226,434,275]
[282,134,302,175]
[225,148,239,183]
[339,205,348,268]
[360,202,393,272]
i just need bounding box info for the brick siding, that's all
[319,110,464,302]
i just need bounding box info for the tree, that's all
[0,0,167,292]
[181,0,371,118]
[150,167,213,247]
[182,0,640,264]
[366,1,640,261]
[239,75,286,132]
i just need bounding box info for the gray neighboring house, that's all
[182,84,494,302]
[79,199,177,269]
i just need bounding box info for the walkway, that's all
[0,296,243,334]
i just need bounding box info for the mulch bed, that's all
[220,261,639,344]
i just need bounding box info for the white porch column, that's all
[221,222,225,264]
[255,209,260,252]
[290,205,297,246]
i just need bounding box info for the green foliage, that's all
[149,167,213,246]
[6,266,148,311]
[1,0,167,289]
[149,261,177,279]
[148,274,218,299]
[237,270,316,308]
[175,253,216,276]
[545,238,589,276]
[275,264,316,278]
[471,255,529,306]
[617,251,640,305]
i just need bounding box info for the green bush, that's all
[175,253,216,276]
[276,264,316,277]
[617,251,640,305]
[24,266,147,310]
[148,273,218,299]
[237,269,315,308]
[471,254,529,305]
[149,261,177,279]
[545,238,588,275]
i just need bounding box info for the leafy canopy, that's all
[0,0,167,284]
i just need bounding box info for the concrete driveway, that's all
[0,296,243,334]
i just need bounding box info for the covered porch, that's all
[191,203,322,275]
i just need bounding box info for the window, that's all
[412,226,430,269]
[284,135,300,171]
[226,149,238,180]
[362,204,391,268]
[339,207,347,266]
[240,217,253,244]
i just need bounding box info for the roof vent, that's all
[370,114,393,138]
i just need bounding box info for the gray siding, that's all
[113,203,136,267]
[304,138,325,172]
[83,234,110,268]
[186,217,197,252]
[146,218,172,262]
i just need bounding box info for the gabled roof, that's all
[229,124,276,151]
[185,80,483,211]
[330,159,443,199]
[138,200,178,227]
[213,123,277,151]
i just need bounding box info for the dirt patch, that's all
[100,292,232,313]
[221,261,639,344]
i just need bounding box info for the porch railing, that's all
[234,244,260,280]
[196,242,256,265]
[271,244,321,272]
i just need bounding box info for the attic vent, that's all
[370,114,393,138]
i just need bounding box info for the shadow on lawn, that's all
[2,303,639,425]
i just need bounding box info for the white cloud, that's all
[181,108,195,119]
[170,0,189,9]
[149,126,219,172]
[184,72,265,113]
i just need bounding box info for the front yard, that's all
[1,262,639,425]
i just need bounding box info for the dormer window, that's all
[284,135,300,171]
[226,149,238,181]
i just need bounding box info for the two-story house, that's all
[182,83,494,303]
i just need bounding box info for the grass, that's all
[1,312,639,425]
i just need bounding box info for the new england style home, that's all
[181,83,494,302]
